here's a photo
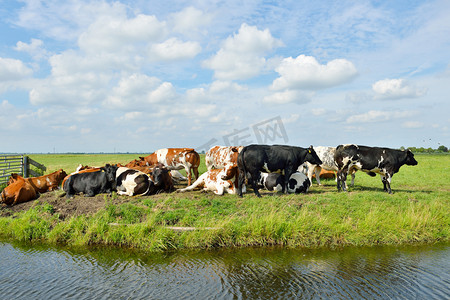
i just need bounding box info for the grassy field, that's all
[0,153,449,252]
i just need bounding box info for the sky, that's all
[0,0,449,153]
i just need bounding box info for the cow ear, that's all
[231,147,238,152]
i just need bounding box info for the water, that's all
[0,241,448,299]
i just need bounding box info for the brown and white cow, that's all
[142,148,200,185]
[7,169,67,193]
[177,164,239,195]
[205,145,243,171]
[1,174,37,205]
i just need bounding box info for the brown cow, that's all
[7,169,67,193]
[142,148,200,185]
[205,146,243,171]
[1,174,37,205]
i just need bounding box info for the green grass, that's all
[0,153,449,252]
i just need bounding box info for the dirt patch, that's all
[0,183,193,219]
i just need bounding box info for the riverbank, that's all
[0,154,449,251]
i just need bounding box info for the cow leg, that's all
[381,174,393,194]
[350,172,356,187]
[250,172,262,197]
[337,169,348,191]
[237,169,246,197]
[307,165,315,185]
[185,166,192,185]
[193,167,199,180]
[314,166,322,186]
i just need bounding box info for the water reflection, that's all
[1,241,449,299]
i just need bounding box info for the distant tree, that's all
[400,146,405,151]
[438,145,449,152]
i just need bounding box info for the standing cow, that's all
[237,144,322,197]
[334,144,418,194]
[300,146,356,186]
[205,146,243,171]
[142,148,200,185]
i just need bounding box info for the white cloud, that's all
[78,14,167,53]
[372,78,427,100]
[263,90,313,105]
[169,6,212,36]
[271,55,358,90]
[15,38,48,60]
[203,23,283,80]
[402,121,424,128]
[149,38,201,61]
[346,110,417,123]
[0,57,33,81]
[104,74,176,109]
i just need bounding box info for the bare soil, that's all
[0,183,193,219]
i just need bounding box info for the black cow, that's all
[237,144,322,197]
[334,144,418,194]
[63,164,118,198]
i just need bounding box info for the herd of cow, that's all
[1,144,418,206]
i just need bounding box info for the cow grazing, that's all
[258,172,311,194]
[237,144,322,197]
[177,164,238,195]
[1,174,37,205]
[7,169,67,193]
[142,148,200,185]
[63,164,118,198]
[205,146,243,171]
[334,144,418,194]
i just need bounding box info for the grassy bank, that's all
[0,154,448,252]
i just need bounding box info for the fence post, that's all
[23,155,29,178]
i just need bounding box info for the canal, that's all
[0,241,448,299]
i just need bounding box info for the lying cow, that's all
[237,144,322,197]
[205,146,243,171]
[142,148,200,185]
[1,174,37,205]
[63,164,118,198]
[116,167,153,196]
[258,172,311,194]
[177,164,238,195]
[334,144,418,194]
[7,169,67,193]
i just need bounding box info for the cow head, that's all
[55,169,68,181]
[101,164,118,187]
[150,165,169,186]
[405,149,418,166]
[305,145,323,165]
[221,164,238,181]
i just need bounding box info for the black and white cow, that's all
[334,144,418,194]
[63,164,118,198]
[116,167,153,196]
[258,172,311,194]
[116,165,173,196]
[237,144,322,197]
[300,146,356,186]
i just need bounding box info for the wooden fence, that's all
[0,155,46,185]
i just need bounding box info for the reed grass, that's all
[0,153,448,251]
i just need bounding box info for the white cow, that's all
[177,164,239,195]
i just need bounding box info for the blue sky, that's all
[0,0,449,153]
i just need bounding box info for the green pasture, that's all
[0,153,449,251]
